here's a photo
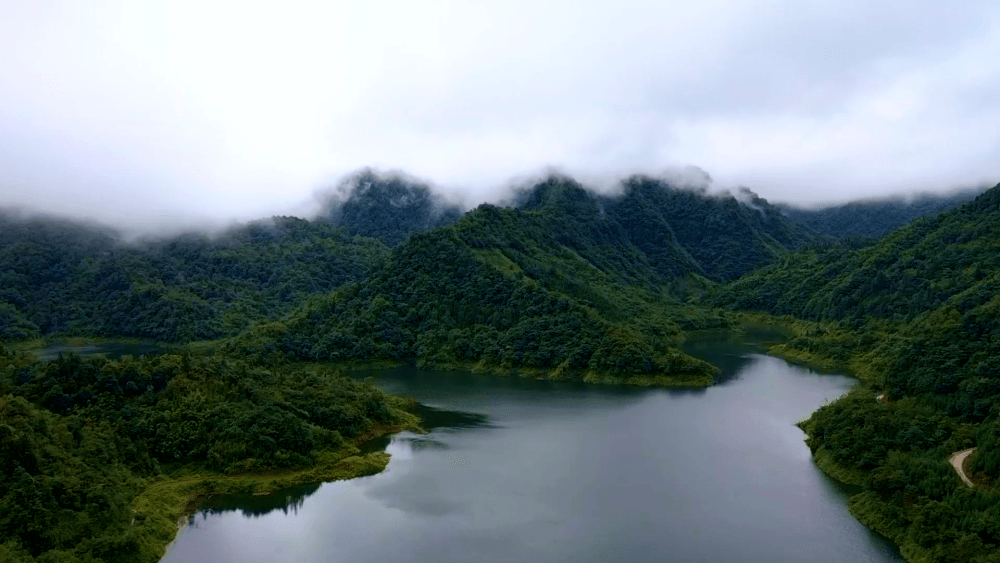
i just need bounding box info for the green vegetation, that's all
[229,176,820,384]
[715,185,1000,562]
[6,167,998,562]
[320,169,464,246]
[0,211,389,342]
[3,171,830,560]
[605,179,820,282]
[779,188,983,240]
[0,346,416,563]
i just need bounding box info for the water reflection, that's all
[360,404,494,455]
[163,335,903,563]
[196,483,321,519]
[416,404,494,431]
[207,403,495,517]
[681,326,790,383]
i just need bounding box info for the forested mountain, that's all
[0,172,812,347]
[319,170,464,246]
[0,212,388,341]
[227,175,815,383]
[0,172,468,343]
[718,186,1000,324]
[6,169,1000,562]
[601,177,819,281]
[229,178,716,384]
[779,188,983,239]
[713,184,1000,562]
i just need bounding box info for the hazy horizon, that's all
[2,166,990,240]
[2,1,998,231]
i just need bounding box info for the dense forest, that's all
[601,179,820,281]
[0,212,390,341]
[0,345,416,562]
[318,169,464,245]
[779,188,983,239]
[1,173,815,381]
[227,175,819,384]
[2,169,997,562]
[0,173,463,342]
[715,184,1000,562]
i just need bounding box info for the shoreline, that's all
[345,358,717,388]
[159,518,188,562]
[150,418,418,562]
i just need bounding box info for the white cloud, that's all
[1,0,998,229]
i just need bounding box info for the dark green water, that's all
[162,335,902,563]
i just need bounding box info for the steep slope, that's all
[0,211,119,339]
[320,170,463,246]
[604,176,819,281]
[229,174,821,383]
[1,171,811,345]
[714,184,1000,562]
[718,186,1000,323]
[0,212,388,341]
[779,188,983,239]
[228,177,725,385]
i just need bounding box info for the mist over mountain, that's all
[604,178,820,281]
[0,209,389,341]
[8,167,1000,561]
[711,183,1000,559]
[778,187,986,239]
[316,170,464,246]
[226,173,819,383]
[4,2,1000,560]
[0,169,813,347]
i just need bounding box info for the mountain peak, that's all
[318,169,463,246]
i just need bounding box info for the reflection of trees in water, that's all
[416,405,492,431]
[408,436,450,450]
[197,483,321,519]
[194,404,492,518]
[680,330,788,383]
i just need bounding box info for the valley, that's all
[1,173,998,563]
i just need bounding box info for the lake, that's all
[162,333,902,562]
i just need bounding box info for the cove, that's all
[161,333,902,562]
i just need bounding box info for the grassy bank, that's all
[139,450,390,562]
[136,415,419,563]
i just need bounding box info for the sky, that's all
[1,0,999,230]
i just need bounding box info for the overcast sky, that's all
[1,0,998,230]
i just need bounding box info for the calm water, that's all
[37,341,170,361]
[162,334,902,563]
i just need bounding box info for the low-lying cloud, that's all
[1,0,998,231]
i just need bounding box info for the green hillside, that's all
[320,169,463,246]
[605,177,819,281]
[227,175,817,384]
[779,188,984,240]
[229,178,723,384]
[714,184,1000,562]
[0,212,389,342]
[7,170,997,561]
[0,346,415,563]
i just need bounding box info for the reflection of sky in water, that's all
[163,342,902,563]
